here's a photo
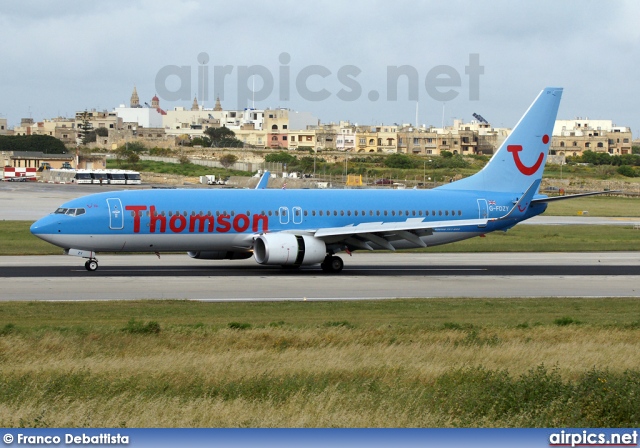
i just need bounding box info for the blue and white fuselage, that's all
[32,88,589,273]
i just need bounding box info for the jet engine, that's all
[253,234,326,266]
[187,251,252,260]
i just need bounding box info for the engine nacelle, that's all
[188,251,252,260]
[253,234,326,266]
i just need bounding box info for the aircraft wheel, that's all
[321,256,343,273]
[329,256,344,273]
[85,260,98,272]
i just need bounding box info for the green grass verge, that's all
[1,297,638,329]
[545,196,640,217]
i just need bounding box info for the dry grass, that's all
[0,298,638,427]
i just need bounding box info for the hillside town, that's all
[1,87,634,160]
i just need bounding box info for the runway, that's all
[2,182,640,301]
[1,252,639,301]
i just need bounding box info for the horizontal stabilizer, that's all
[532,190,620,204]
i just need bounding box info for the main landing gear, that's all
[84,258,98,272]
[321,255,344,273]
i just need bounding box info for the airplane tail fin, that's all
[438,87,563,194]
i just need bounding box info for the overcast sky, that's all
[1,0,639,135]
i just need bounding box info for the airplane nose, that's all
[30,215,61,240]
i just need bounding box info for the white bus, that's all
[124,171,142,185]
[106,171,126,185]
[74,170,93,184]
[90,171,108,185]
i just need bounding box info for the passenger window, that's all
[268,211,272,216]
[445,210,449,216]
[319,210,323,216]
[392,211,396,216]
[333,210,337,216]
[312,211,316,216]
[398,211,403,216]
[439,211,442,216]
[168,211,173,217]
[354,211,357,216]
[304,210,308,216]
[376,210,380,216]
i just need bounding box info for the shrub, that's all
[121,318,161,334]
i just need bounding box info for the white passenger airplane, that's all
[30,87,606,272]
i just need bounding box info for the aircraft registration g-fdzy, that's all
[30,87,605,272]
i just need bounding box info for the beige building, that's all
[288,129,316,150]
[0,118,7,135]
[551,119,632,156]
[264,109,289,149]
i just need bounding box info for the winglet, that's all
[494,179,541,221]
[255,171,270,189]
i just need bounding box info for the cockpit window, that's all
[54,207,85,216]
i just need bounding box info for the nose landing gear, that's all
[84,258,99,271]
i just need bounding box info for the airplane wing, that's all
[310,181,541,251]
[312,218,488,250]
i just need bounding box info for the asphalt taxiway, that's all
[1,252,638,301]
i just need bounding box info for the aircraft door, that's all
[477,199,488,228]
[279,206,290,225]
[292,206,302,224]
[107,198,124,230]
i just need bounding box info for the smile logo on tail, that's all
[507,135,549,176]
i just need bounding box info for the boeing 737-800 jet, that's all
[30,87,606,272]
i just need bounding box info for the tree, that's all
[0,135,67,153]
[126,141,146,153]
[265,151,296,164]
[78,111,93,145]
[204,126,243,148]
[617,165,637,177]
[384,153,417,169]
[95,127,109,137]
[219,154,238,168]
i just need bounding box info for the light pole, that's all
[429,159,433,187]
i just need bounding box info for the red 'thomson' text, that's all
[125,205,269,234]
